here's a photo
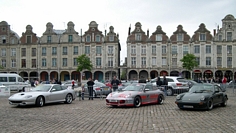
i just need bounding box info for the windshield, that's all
[123,84,144,91]
[189,84,213,93]
[31,85,51,92]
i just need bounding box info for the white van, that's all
[0,73,30,92]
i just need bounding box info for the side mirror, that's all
[51,88,56,92]
[144,88,150,91]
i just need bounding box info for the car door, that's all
[147,85,159,103]
[142,85,154,103]
[49,85,66,102]
[213,85,222,104]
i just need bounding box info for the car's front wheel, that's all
[133,96,141,107]
[207,99,213,110]
[157,95,164,105]
[166,87,173,96]
[36,96,44,107]
[65,94,73,104]
[221,96,227,107]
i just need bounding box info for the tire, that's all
[36,96,44,107]
[65,94,73,104]
[167,87,173,96]
[157,95,164,105]
[133,96,141,108]
[221,96,227,107]
[207,99,213,110]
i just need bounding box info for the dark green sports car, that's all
[175,84,228,110]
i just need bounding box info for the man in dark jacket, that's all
[163,75,168,95]
[111,76,120,92]
[87,78,95,100]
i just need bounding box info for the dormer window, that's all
[2,27,6,32]
[47,36,51,43]
[227,32,232,41]
[135,33,141,41]
[86,35,91,42]
[2,36,6,44]
[95,35,100,42]
[109,35,114,41]
[218,35,222,41]
[68,35,73,42]
[177,34,183,41]
[27,36,32,43]
[156,34,162,41]
[200,33,206,41]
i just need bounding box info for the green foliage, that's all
[180,53,198,71]
[120,70,126,80]
[76,54,93,72]
[0,65,4,69]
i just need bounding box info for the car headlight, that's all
[200,95,205,101]
[125,94,131,98]
[176,95,181,100]
[25,95,33,98]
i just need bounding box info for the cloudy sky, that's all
[1,0,236,63]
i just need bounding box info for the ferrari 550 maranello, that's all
[8,84,76,107]
[106,83,165,107]
[175,84,228,110]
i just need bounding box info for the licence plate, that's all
[103,88,108,91]
[183,105,193,108]
[110,100,117,102]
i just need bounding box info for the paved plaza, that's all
[0,89,236,133]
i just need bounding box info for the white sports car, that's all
[8,84,76,107]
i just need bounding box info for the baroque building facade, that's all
[0,21,121,82]
[126,14,236,81]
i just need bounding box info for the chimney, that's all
[105,29,106,37]
[80,29,82,43]
[147,29,149,37]
[128,24,131,35]
[213,29,216,36]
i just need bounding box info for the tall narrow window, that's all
[152,57,156,65]
[156,34,162,41]
[194,45,200,54]
[108,57,113,67]
[131,46,136,54]
[141,46,146,54]
[2,36,6,44]
[162,57,166,65]
[199,33,206,41]
[21,48,26,57]
[141,57,146,65]
[227,32,232,41]
[217,57,222,66]
[172,46,177,54]
[227,45,232,54]
[32,59,36,68]
[1,48,6,56]
[195,57,200,65]
[96,57,101,66]
[68,35,73,42]
[109,36,114,41]
[136,34,141,41]
[62,58,67,66]
[52,58,57,67]
[183,45,188,55]
[218,35,222,41]
[131,57,136,65]
[47,36,51,43]
[73,46,78,55]
[206,45,211,54]
[85,46,90,54]
[86,35,91,42]
[42,47,46,56]
[227,57,232,66]
[152,46,156,54]
[42,58,47,67]
[1,59,6,67]
[63,47,67,55]
[172,58,177,66]
[32,48,36,56]
[27,36,31,43]
[11,59,16,67]
[95,35,100,42]
[73,58,77,66]
[217,45,222,54]
[177,34,183,41]
[206,57,211,65]
[108,46,113,54]
[96,46,102,54]
[162,46,166,54]
[21,59,26,68]
[52,47,57,55]
[11,48,16,56]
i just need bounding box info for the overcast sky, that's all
[1,0,236,63]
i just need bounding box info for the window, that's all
[73,58,77,66]
[200,33,206,41]
[141,46,146,54]
[86,35,91,42]
[108,57,113,67]
[32,48,36,56]
[136,34,141,41]
[9,77,16,82]
[42,47,46,56]
[131,46,136,54]
[227,32,232,41]
[195,57,200,65]
[109,36,114,41]
[11,38,15,44]
[42,58,46,67]
[52,58,57,67]
[206,57,211,65]
[227,45,232,54]
[183,45,188,54]
[131,57,136,65]
[218,35,222,41]
[194,45,200,54]
[1,59,6,67]
[0,77,7,82]
[141,57,146,65]
[73,46,78,55]
[96,46,102,54]
[152,46,156,54]
[2,36,6,44]
[52,47,57,55]
[177,34,183,41]
[62,58,67,66]
[217,57,222,66]
[161,45,167,54]
[172,46,177,54]
[63,47,67,55]
[206,45,211,54]
[11,59,16,67]
[21,59,26,68]
[1,48,6,56]
[27,36,31,43]
[96,57,101,66]
[47,36,51,43]
[11,48,16,56]
[172,58,177,66]
[152,57,156,65]
[217,45,222,54]
[108,46,113,54]
[85,46,90,54]
[162,57,166,65]
[32,59,36,68]
[21,48,26,57]
[227,57,232,66]
[95,35,100,42]
[68,35,73,42]
[156,34,162,41]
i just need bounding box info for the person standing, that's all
[87,78,95,100]
[72,79,75,89]
[222,76,227,91]
[156,76,162,87]
[162,75,168,96]
[111,76,120,92]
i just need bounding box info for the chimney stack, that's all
[213,29,216,36]
[128,24,131,35]
[147,29,149,37]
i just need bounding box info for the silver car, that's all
[84,82,111,97]
[149,76,189,96]
[62,80,79,88]
[8,84,76,107]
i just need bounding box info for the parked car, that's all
[149,76,189,96]
[106,83,165,107]
[186,80,201,88]
[175,83,228,110]
[62,80,79,88]
[227,80,236,88]
[118,81,132,91]
[8,84,76,107]
[84,82,111,97]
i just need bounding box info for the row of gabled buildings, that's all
[0,14,236,82]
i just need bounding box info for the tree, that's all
[76,54,93,72]
[180,53,198,79]
[0,65,4,69]
[120,70,127,80]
